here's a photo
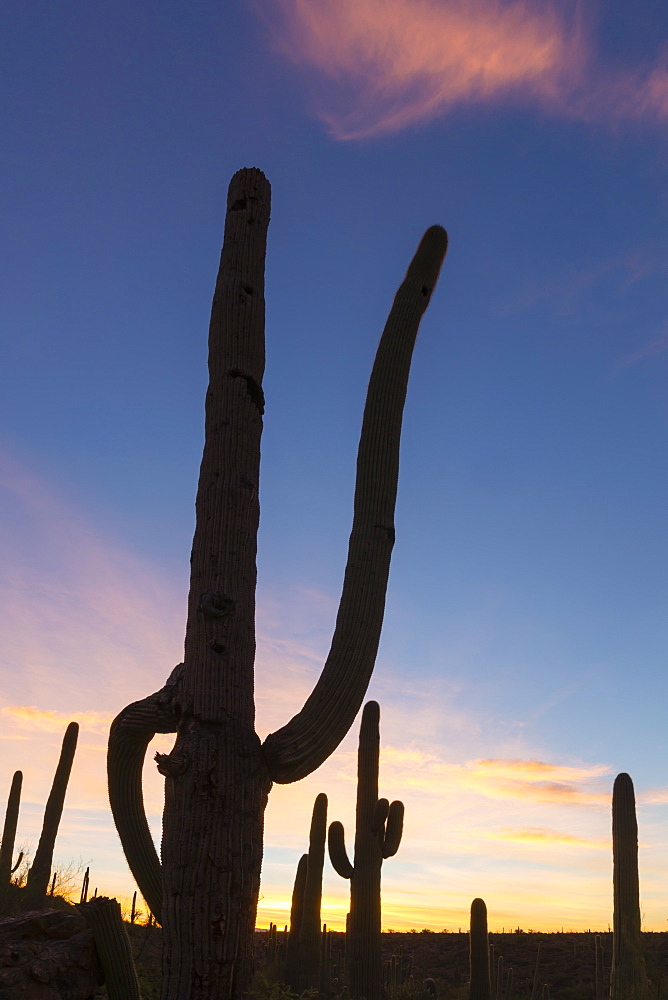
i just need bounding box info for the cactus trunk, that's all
[80,896,141,1000]
[298,793,328,991]
[26,721,78,905]
[107,169,446,1000]
[469,898,491,1000]
[285,852,308,988]
[610,773,649,1000]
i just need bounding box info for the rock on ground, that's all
[0,908,103,1000]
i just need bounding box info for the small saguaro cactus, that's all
[610,773,649,1000]
[469,898,492,1000]
[298,793,328,991]
[595,934,605,1000]
[26,721,79,905]
[0,770,22,889]
[285,852,308,988]
[328,700,404,1000]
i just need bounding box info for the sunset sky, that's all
[2,0,668,932]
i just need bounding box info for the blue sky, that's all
[1,0,668,930]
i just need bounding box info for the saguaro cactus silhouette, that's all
[26,721,78,905]
[285,852,309,988]
[469,898,491,1000]
[328,700,404,1000]
[299,794,328,991]
[107,168,447,1000]
[0,770,22,890]
[610,773,649,1000]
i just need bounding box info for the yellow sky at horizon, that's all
[3,698,667,934]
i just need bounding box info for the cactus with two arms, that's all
[328,700,404,1000]
[107,168,447,1000]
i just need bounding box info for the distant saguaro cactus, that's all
[469,898,491,1000]
[610,773,649,1000]
[298,793,328,991]
[107,169,447,1000]
[0,770,22,888]
[328,700,404,1000]
[26,721,78,905]
[285,853,308,988]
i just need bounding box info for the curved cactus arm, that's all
[262,226,448,784]
[328,820,354,879]
[372,798,389,835]
[381,800,404,859]
[79,896,140,1000]
[107,664,182,924]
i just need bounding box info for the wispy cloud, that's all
[491,826,609,848]
[1,705,112,736]
[613,330,668,374]
[0,446,186,713]
[461,758,610,806]
[259,0,668,138]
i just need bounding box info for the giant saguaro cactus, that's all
[26,721,78,905]
[610,773,649,1000]
[327,700,404,1000]
[107,168,447,1000]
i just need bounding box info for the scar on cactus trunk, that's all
[328,701,404,1000]
[610,773,650,1000]
[107,168,447,1000]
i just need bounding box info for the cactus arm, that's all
[372,798,389,834]
[262,226,448,783]
[26,721,79,902]
[328,821,354,879]
[0,770,22,886]
[381,800,404,859]
[107,664,182,924]
[79,896,141,1000]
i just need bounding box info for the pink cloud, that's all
[259,0,668,138]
